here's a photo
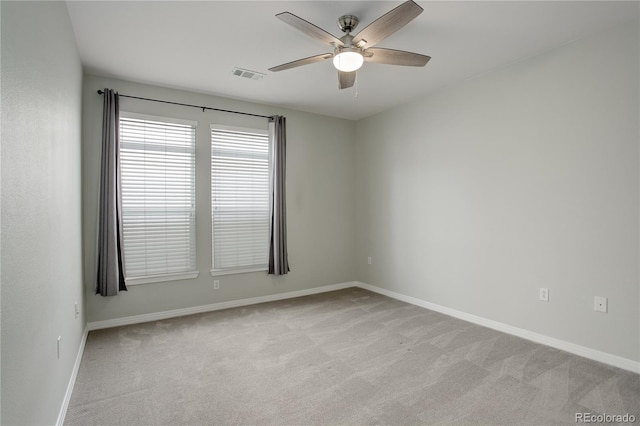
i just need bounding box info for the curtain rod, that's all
[97,89,271,119]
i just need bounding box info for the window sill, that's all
[126,271,200,286]
[210,267,267,277]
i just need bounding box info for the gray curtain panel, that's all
[268,116,290,275]
[96,89,127,296]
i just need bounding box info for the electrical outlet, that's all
[539,288,549,302]
[367,256,372,265]
[594,296,607,313]
[213,280,220,290]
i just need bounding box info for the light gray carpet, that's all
[65,288,639,425]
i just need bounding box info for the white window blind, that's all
[120,112,197,282]
[211,125,269,273]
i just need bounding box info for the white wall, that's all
[1,2,85,424]
[83,75,356,322]
[355,20,639,363]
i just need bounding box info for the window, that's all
[119,112,198,284]
[210,125,270,275]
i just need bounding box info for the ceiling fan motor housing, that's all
[338,15,359,34]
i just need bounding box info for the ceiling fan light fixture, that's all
[333,48,364,72]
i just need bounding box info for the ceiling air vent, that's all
[231,67,265,81]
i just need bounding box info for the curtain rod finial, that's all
[97,90,104,95]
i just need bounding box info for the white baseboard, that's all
[355,281,639,374]
[87,281,358,331]
[56,325,89,426]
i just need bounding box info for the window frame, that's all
[209,124,271,277]
[119,111,199,286]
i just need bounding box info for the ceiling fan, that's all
[269,0,431,90]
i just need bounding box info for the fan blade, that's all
[352,0,423,49]
[338,71,356,89]
[269,53,333,72]
[364,47,430,67]
[276,12,344,47]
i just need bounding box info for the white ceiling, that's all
[67,1,638,120]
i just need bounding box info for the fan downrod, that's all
[337,15,359,34]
